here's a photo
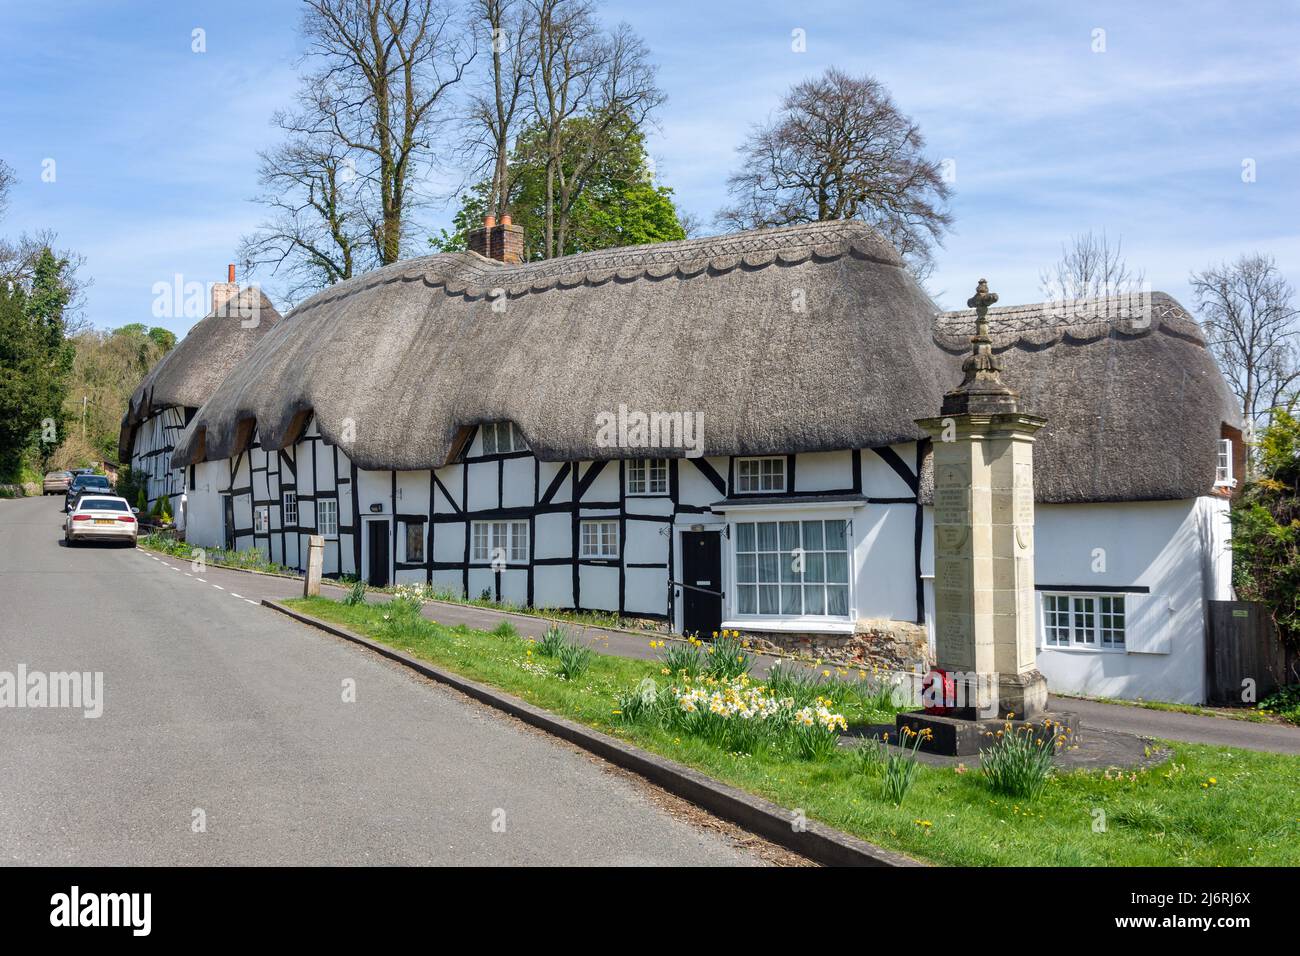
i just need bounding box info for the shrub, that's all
[491,619,518,639]
[555,641,593,680]
[705,631,753,680]
[536,624,568,657]
[979,721,1062,800]
[883,725,931,805]
[1259,683,1300,725]
[342,580,368,607]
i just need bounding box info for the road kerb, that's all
[263,599,923,868]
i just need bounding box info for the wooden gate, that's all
[1205,601,1290,706]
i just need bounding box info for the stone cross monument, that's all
[896,280,1068,753]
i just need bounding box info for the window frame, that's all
[735,456,787,494]
[480,421,528,456]
[469,519,529,565]
[282,491,298,527]
[404,519,426,564]
[580,518,620,559]
[732,516,852,621]
[1041,592,1127,651]
[1215,438,1234,487]
[317,498,339,538]
[626,458,669,496]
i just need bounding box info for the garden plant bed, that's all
[284,595,1300,866]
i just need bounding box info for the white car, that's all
[64,495,140,547]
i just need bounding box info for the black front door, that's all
[681,531,723,637]
[367,520,390,587]
[222,496,235,550]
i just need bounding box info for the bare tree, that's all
[243,0,476,298]
[0,230,92,332]
[0,158,15,224]
[528,0,663,258]
[303,0,476,263]
[464,0,536,220]
[239,133,370,303]
[676,209,705,239]
[1192,253,1300,435]
[717,68,952,280]
[1041,230,1144,303]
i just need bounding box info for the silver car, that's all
[64,495,140,547]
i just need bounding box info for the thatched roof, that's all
[118,288,282,460]
[170,222,1238,504]
[933,293,1240,503]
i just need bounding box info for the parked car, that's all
[64,473,113,512]
[42,471,73,495]
[64,495,139,546]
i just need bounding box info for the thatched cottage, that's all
[147,220,1239,703]
[118,268,282,511]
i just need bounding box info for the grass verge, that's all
[140,533,298,576]
[287,595,1300,866]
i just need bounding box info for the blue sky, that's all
[1,0,1297,334]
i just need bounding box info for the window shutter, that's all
[1123,591,1171,655]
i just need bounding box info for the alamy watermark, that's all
[0,665,103,718]
[594,404,704,458]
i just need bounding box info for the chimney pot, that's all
[484,215,496,229]
[500,214,512,226]
[212,265,240,316]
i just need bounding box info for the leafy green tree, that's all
[434,115,686,258]
[147,327,177,353]
[0,284,41,478]
[23,248,75,468]
[1231,410,1300,646]
[0,249,76,478]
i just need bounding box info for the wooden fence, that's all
[1205,601,1295,706]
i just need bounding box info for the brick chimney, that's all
[467,215,524,264]
[211,263,239,316]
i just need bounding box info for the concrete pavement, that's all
[0,496,769,865]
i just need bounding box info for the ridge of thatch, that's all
[929,292,1241,504]
[169,222,1239,504]
[117,287,282,461]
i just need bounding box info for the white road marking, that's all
[196,578,206,583]
[213,585,224,590]
[231,593,243,599]
[245,599,258,605]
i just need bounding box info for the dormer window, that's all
[627,458,668,495]
[481,421,527,455]
[1215,438,1234,487]
[736,456,786,494]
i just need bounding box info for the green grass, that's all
[287,595,1300,866]
[363,581,657,633]
[1059,691,1292,725]
[140,533,297,576]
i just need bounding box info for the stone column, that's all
[304,535,324,597]
[917,279,1047,720]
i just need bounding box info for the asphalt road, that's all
[0,496,765,865]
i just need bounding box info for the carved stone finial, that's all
[940,277,1020,416]
[967,278,998,311]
